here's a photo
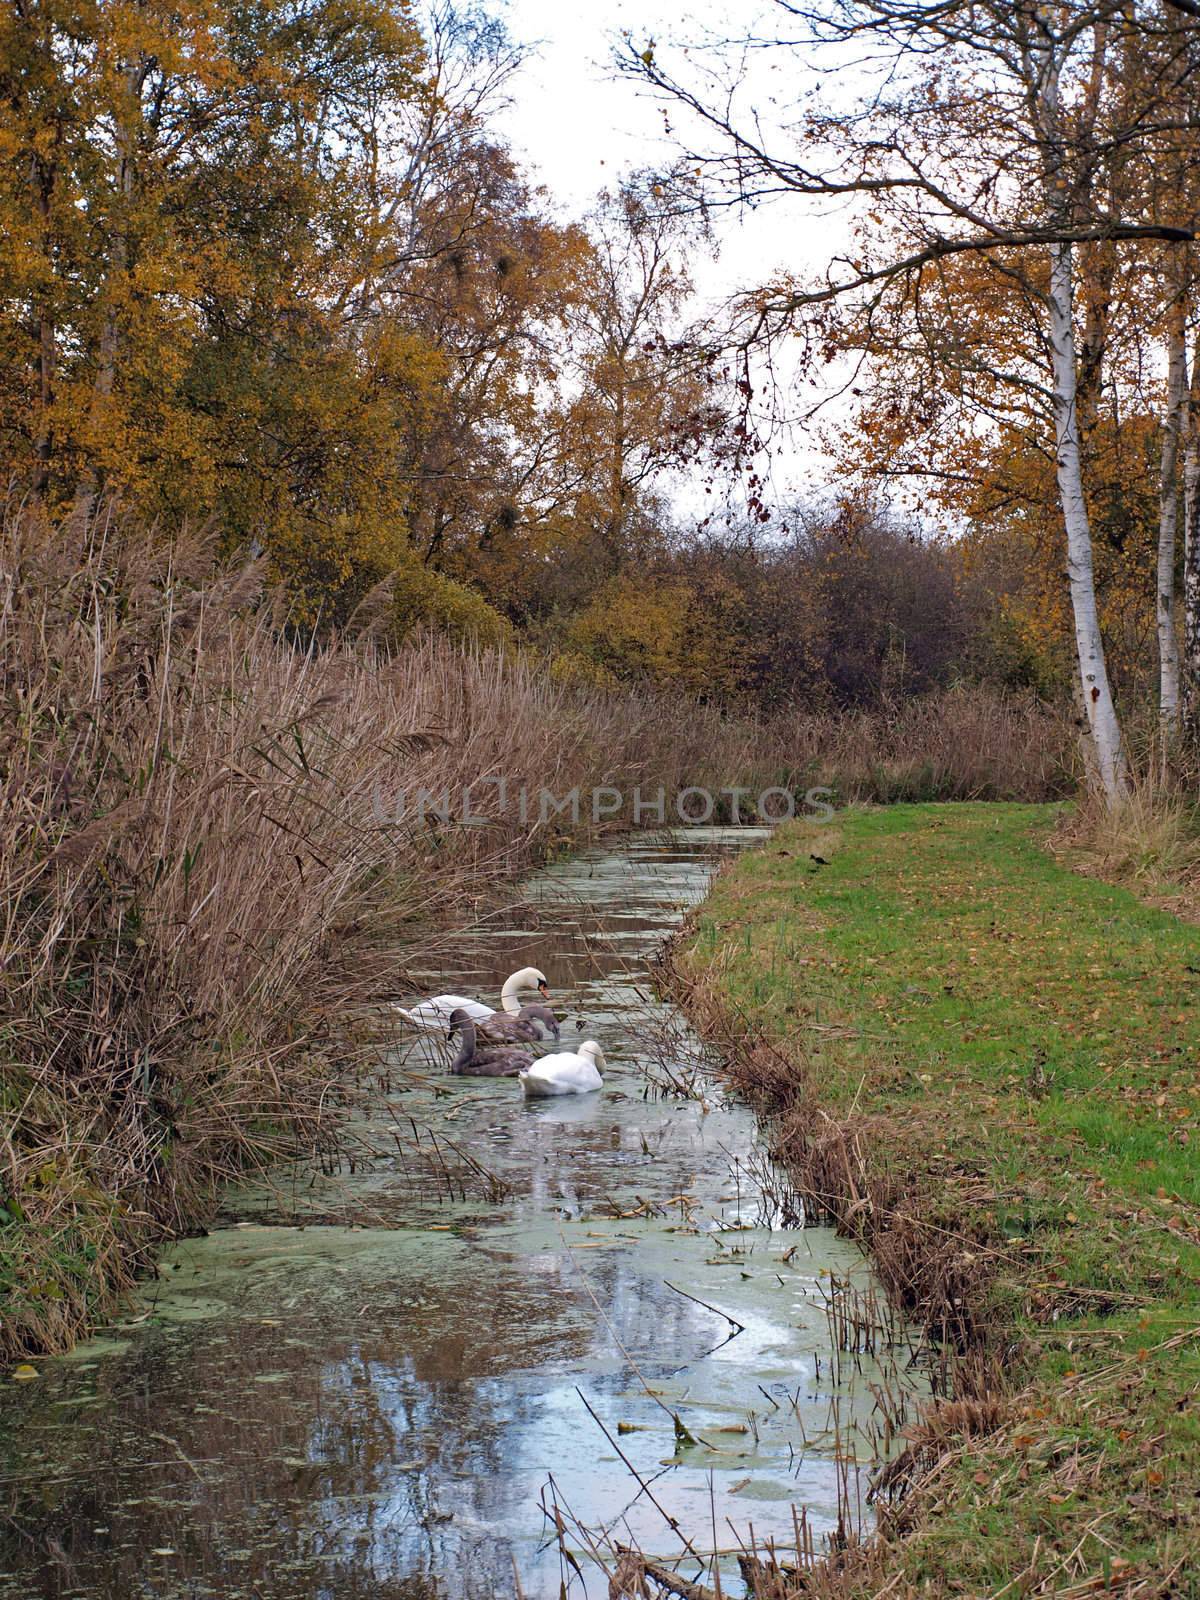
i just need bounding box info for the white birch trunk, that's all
[1026,22,1129,807]
[1157,285,1187,730]
[1183,322,1200,741]
[1047,240,1129,804]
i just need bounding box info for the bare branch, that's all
[746,220,1193,334]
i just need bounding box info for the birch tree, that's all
[1183,320,1200,735]
[565,184,715,577]
[624,0,1200,804]
[1156,266,1189,730]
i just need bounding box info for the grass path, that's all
[684,802,1200,1595]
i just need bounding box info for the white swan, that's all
[394,966,549,1033]
[519,1041,606,1098]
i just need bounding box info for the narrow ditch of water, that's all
[0,828,927,1599]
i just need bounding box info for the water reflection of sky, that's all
[0,830,925,1599]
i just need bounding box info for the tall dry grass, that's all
[1055,773,1200,901]
[789,684,1077,805]
[0,505,1075,1362]
[1052,704,1200,901]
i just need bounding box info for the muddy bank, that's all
[667,809,1200,1596]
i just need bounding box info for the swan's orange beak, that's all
[538,980,551,999]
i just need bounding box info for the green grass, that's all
[686,802,1200,1595]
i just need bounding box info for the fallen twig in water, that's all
[573,1389,702,1561]
[560,1230,699,1445]
[662,1281,746,1340]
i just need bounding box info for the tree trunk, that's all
[28,114,61,499]
[1183,320,1200,741]
[1029,22,1128,806]
[33,238,56,496]
[1156,277,1188,730]
[1047,240,1129,805]
[607,361,628,576]
[73,59,140,518]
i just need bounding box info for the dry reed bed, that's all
[792,688,1076,806]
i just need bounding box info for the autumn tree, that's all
[558,183,721,581]
[1185,306,1200,735]
[624,0,1200,803]
[0,0,434,607]
[381,135,591,603]
[309,3,585,607]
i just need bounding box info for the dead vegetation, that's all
[1053,772,1200,922]
[790,685,1076,807]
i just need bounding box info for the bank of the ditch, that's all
[672,802,1200,1596]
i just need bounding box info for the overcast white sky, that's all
[492,0,851,518]
[496,3,719,205]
